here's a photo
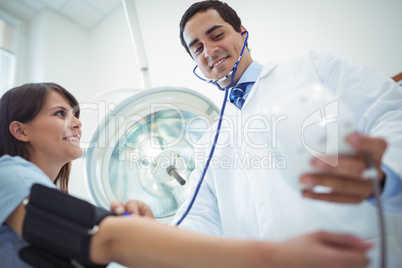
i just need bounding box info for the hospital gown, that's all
[0,155,55,268]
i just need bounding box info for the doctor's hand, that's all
[272,231,372,268]
[300,133,387,204]
[111,199,155,219]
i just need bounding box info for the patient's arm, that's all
[5,202,26,236]
[6,194,372,268]
[91,215,372,268]
[6,201,274,267]
[91,216,275,267]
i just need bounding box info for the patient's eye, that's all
[54,110,66,117]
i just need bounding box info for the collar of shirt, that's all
[227,61,263,102]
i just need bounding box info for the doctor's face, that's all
[183,9,250,87]
[23,91,83,166]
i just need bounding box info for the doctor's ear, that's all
[240,25,248,36]
[9,121,30,142]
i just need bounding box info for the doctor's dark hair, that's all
[180,0,242,57]
[0,83,80,193]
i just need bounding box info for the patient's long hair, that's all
[0,83,80,193]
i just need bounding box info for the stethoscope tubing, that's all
[175,31,249,226]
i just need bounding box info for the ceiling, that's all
[0,0,121,30]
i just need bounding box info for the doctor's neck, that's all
[218,57,253,88]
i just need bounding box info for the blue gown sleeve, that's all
[0,155,55,224]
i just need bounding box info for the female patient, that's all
[0,82,152,267]
[0,83,372,268]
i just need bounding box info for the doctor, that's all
[172,0,402,267]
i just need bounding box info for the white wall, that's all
[7,0,402,103]
[86,4,141,98]
[13,0,402,109]
[233,0,402,76]
[1,0,401,201]
[26,9,91,95]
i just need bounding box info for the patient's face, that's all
[23,91,83,167]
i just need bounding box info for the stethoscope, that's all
[175,31,249,225]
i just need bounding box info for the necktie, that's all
[229,82,250,109]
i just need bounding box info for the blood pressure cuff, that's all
[19,246,89,268]
[18,183,113,268]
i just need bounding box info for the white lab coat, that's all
[173,50,402,267]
